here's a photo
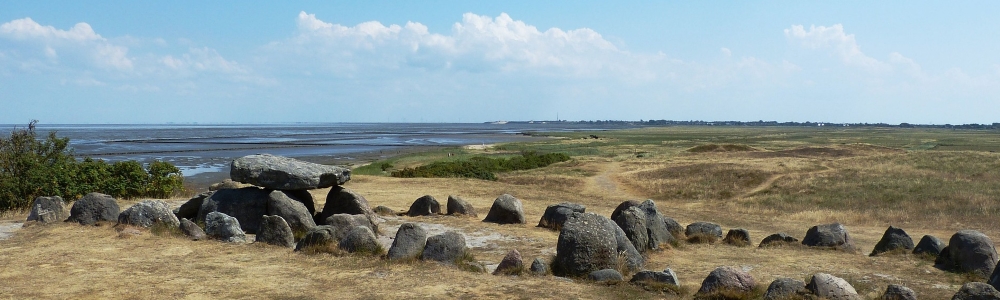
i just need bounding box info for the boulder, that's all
[230,153,350,190]
[26,196,67,223]
[663,216,685,239]
[697,266,756,296]
[935,230,999,277]
[482,194,526,224]
[953,282,1000,300]
[66,192,120,225]
[764,277,806,300]
[493,249,524,275]
[387,223,427,261]
[324,214,377,241]
[407,195,441,216]
[613,206,650,253]
[295,225,338,251]
[537,202,585,230]
[588,269,624,282]
[609,200,641,221]
[686,221,723,243]
[338,226,381,255]
[446,195,477,217]
[802,223,856,252]
[806,273,859,300]
[422,231,467,263]
[871,226,915,256]
[266,190,316,234]
[197,187,269,234]
[318,186,375,224]
[283,189,316,214]
[989,258,1000,292]
[630,269,680,286]
[724,228,752,247]
[178,218,206,240]
[118,200,180,228]
[373,205,396,216]
[552,212,643,277]
[913,235,947,257]
[204,212,247,243]
[208,179,247,191]
[173,191,211,220]
[760,233,800,247]
[256,215,295,248]
[881,284,917,300]
[529,258,549,275]
[636,199,677,249]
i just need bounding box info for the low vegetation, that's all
[389,151,570,180]
[0,121,184,211]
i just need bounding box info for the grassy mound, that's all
[390,151,570,181]
[687,144,758,153]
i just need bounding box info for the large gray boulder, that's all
[204,212,247,243]
[482,194,525,224]
[387,223,427,261]
[197,187,269,234]
[588,269,624,282]
[537,202,585,230]
[882,284,917,300]
[178,218,206,240]
[282,189,316,214]
[913,235,946,257]
[552,212,643,277]
[954,282,1000,300]
[266,190,316,234]
[26,196,67,223]
[256,215,295,248]
[636,199,676,250]
[295,225,338,252]
[422,231,467,263]
[870,226,914,256]
[802,223,856,252]
[318,186,375,224]
[493,249,524,275]
[230,153,350,190]
[173,191,211,220]
[936,230,999,278]
[446,195,477,217]
[610,200,641,221]
[338,226,381,255]
[324,214,376,240]
[407,195,441,216]
[118,200,180,228]
[697,266,757,297]
[686,221,723,242]
[807,273,859,300]
[613,206,650,253]
[66,192,120,225]
[764,277,806,300]
[630,269,680,286]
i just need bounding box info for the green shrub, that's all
[390,151,570,180]
[0,121,185,211]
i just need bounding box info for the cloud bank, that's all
[0,13,997,124]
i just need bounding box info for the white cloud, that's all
[785,24,888,72]
[0,17,133,70]
[720,47,731,57]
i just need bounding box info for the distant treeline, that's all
[506,120,1000,129]
[391,151,571,181]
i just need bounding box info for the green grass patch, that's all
[390,151,571,180]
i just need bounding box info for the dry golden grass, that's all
[4,127,1000,299]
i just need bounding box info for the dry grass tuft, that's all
[688,144,758,153]
[687,233,720,244]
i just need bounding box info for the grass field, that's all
[3,126,1000,299]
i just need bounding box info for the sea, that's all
[9,122,633,186]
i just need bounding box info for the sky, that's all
[1,1,999,124]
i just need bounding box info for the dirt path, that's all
[588,160,646,200]
[739,160,836,199]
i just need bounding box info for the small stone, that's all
[588,269,624,282]
[446,195,477,217]
[387,223,427,261]
[204,212,247,243]
[256,215,295,248]
[482,194,525,224]
[407,195,441,216]
[529,258,549,275]
[723,228,751,247]
[493,249,524,275]
[178,218,206,241]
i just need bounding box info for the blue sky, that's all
[2,1,999,124]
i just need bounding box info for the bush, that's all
[0,121,184,211]
[390,151,571,180]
